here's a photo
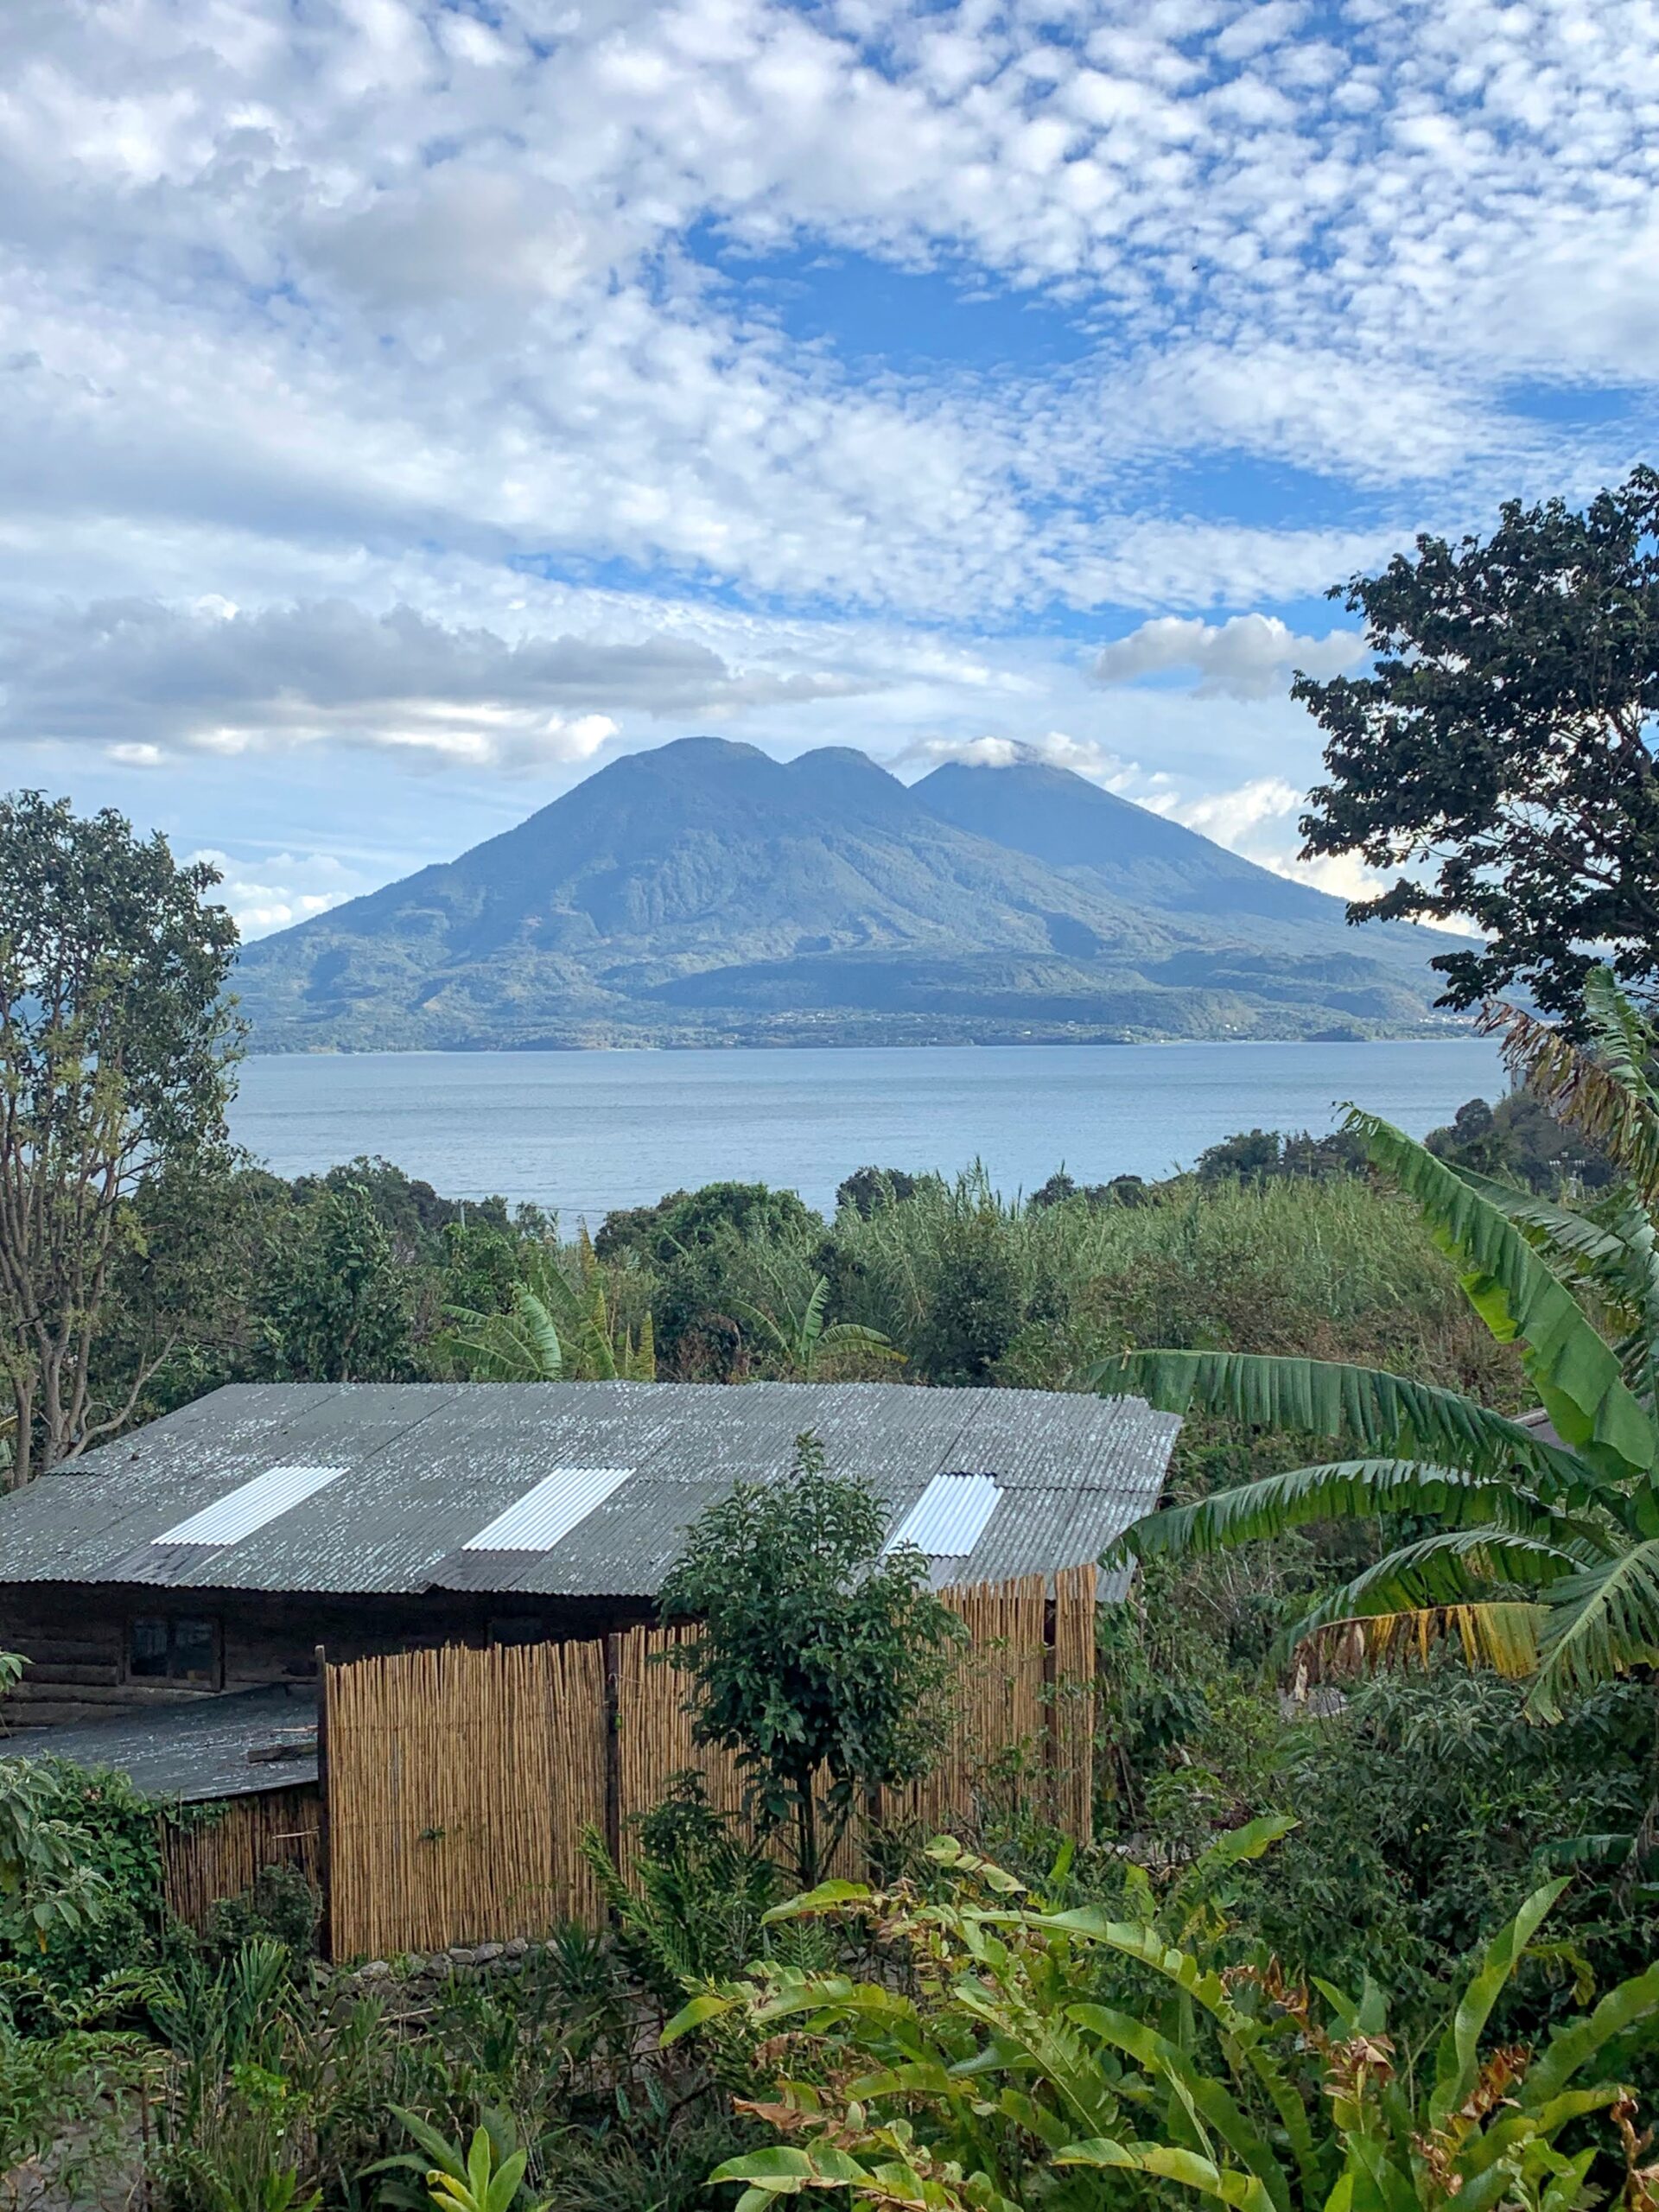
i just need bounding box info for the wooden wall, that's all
[0,1586,648,1727]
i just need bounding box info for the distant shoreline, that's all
[241,1027,1478,1059]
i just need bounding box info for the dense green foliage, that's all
[1107,972,1659,1720]
[1093,1565,1659,2053]
[1427,1090,1616,1192]
[262,1181,417,1383]
[1297,466,1659,1020]
[62,1130,1519,1438]
[0,791,242,1484]
[677,1840,1659,2212]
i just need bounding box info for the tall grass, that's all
[443,1160,1522,1407]
[780,1169,1516,1401]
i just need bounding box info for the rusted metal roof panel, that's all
[0,1382,1178,1600]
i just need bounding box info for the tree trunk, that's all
[5,1371,31,1491]
[798,1778,819,1891]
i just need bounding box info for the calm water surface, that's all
[228,1039,1507,1217]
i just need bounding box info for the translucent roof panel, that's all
[886,1471,1001,1558]
[156,1465,345,1548]
[462,1466,632,1553]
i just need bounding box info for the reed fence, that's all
[161,1782,321,1930]
[319,1567,1096,1961]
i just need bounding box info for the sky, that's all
[2,0,1656,938]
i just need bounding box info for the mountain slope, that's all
[913,758,1338,923]
[235,738,1462,1049]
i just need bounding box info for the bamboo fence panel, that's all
[617,1625,747,1839]
[614,1626,863,1881]
[546,1635,609,1924]
[315,1570,1099,1957]
[161,1783,321,1929]
[1051,1564,1097,1845]
[618,1625,747,1882]
[878,1575,1049,1838]
[327,1641,606,1959]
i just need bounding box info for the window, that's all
[128,1615,221,1687]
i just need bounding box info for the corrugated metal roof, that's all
[886,1472,1001,1558]
[1,1684,318,1803]
[462,1465,632,1552]
[156,1463,344,1546]
[0,1382,1178,1600]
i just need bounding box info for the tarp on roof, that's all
[0,1381,1177,1600]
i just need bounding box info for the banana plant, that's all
[734,1269,899,1382]
[666,1838,1659,2212]
[1460,967,1659,1411]
[444,1248,654,1382]
[0,1651,110,1942]
[1095,969,1659,1720]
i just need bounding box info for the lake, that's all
[226,1038,1508,1217]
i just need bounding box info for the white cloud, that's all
[185,848,374,939]
[1152,774,1306,841]
[0,0,1651,640]
[0,0,1651,874]
[893,729,1147,791]
[1145,772,1470,933]
[1094,614,1366,700]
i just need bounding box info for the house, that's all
[0,1377,1178,1792]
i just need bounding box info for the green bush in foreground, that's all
[672,1838,1659,2212]
[658,1436,964,1887]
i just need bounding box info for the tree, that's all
[1027,1168,1152,1209]
[655,1181,820,1262]
[597,1181,818,1268]
[1427,1090,1615,1194]
[0,792,241,1486]
[657,1435,964,1886]
[1196,1128,1365,1184]
[835,1166,930,1218]
[0,1655,109,1948]
[1097,971,1659,1721]
[909,1198,1024,1384]
[1296,467,1659,1019]
[260,1181,415,1382]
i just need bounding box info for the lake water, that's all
[227,1039,1508,1218]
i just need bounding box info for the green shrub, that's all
[202,1864,321,1963]
[680,1839,1659,2212]
[0,1760,162,1993]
